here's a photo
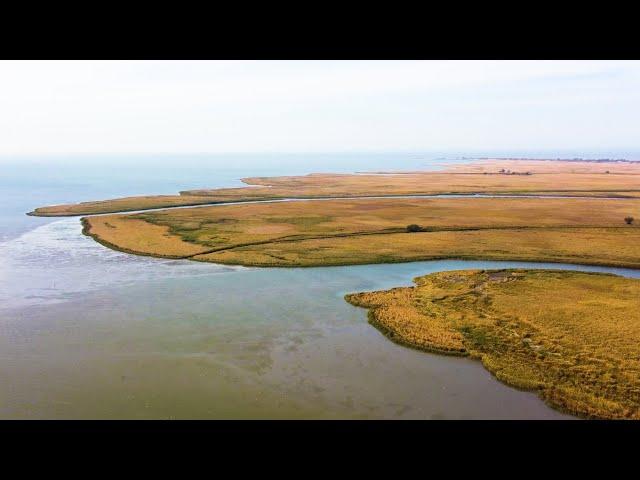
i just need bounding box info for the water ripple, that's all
[0,218,247,310]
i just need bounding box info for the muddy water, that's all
[3,218,640,418]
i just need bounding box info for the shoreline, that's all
[345,269,640,419]
[80,217,191,260]
[356,303,586,419]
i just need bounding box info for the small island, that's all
[345,269,640,419]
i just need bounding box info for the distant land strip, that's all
[27,159,640,217]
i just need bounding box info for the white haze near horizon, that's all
[0,60,639,160]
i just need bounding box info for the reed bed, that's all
[345,269,640,419]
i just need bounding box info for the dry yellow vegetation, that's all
[29,159,640,216]
[198,227,640,268]
[81,216,211,258]
[448,158,640,174]
[345,269,640,419]
[81,197,640,268]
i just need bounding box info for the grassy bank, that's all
[345,269,640,419]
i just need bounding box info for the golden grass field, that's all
[345,269,640,419]
[195,228,640,268]
[29,159,640,216]
[80,217,212,258]
[82,196,640,267]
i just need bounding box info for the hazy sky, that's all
[1,60,639,156]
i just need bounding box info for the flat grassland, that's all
[29,159,640,216]
[83,197,640,267]
[344,269,640,419]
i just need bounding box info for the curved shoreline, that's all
[351,295,583,416]
[191,252,640,270]
[80,217,192,260]
[344,269,640,419]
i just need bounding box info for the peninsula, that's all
[345,269,640,419]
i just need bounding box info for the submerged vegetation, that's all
[345,269,640,419]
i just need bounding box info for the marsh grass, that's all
[80,194,640,268]
[345,269,640,419]
[264,215,333,226]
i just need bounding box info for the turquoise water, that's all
[2,153,637,419]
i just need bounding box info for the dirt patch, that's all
[487,270,512,281]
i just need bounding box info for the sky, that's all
[0,60,639,157]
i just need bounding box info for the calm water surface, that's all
[2,153,637,419]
